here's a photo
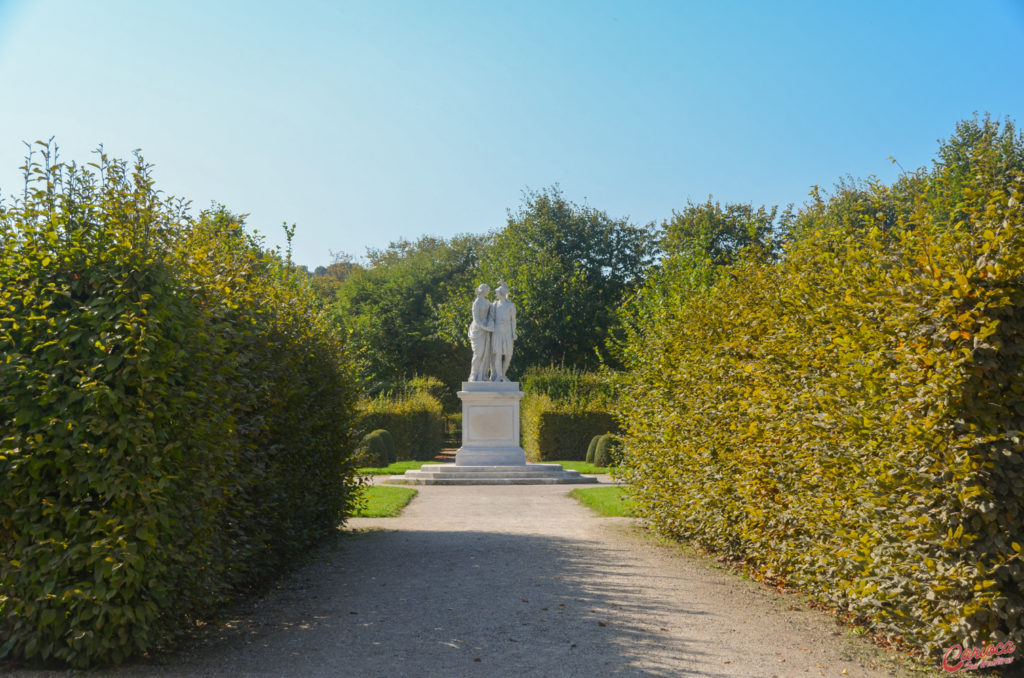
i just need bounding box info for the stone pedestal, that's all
[455,381,526,466]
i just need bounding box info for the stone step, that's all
[411,464,571,473]
[385,463,600,486]
[397,475,577,481]
[388,476,596,486]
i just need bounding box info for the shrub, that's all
[592,434,619,468]
[586,435,602,464]
[406,375,446,402]
[359,391,443,461]
[521,365,615,407]
[443,410,462,447]
[0,146,359,667]
[360,429,395,467]
[612,116,1024,656]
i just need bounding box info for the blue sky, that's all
[1,0,1022,269]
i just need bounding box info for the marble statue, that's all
[468,283,494,381]
[466,282,517,382]
[490,283,517,382]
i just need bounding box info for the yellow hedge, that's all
[614,117,1024,655]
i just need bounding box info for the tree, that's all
[472,186,656,371]
[659,198,784,264]
[309,252,361,304]
[934,113,1023,178]
[333,234,486,395]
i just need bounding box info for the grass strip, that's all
[352,485,418,517]
[358,460,443,475]
[552,461,609,474]
[570,486,635,517]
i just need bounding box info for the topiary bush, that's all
[360,429,395,467]
[592,434,620,468]
[586,435,602,464]
[0,145,360,667]
[612,116,1024,657]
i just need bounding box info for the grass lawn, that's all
[352,485,418,517]
[358,460,444,475]
[570,486,635,517]
[550,460,611,475]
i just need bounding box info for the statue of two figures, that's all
[468,283,517,382]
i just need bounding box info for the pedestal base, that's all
[455,447,526,466]
[455,381,526,466]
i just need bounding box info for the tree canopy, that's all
[333,234,485,394]
[660,198,785,264]
[475,187,656,371]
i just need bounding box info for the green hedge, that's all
[613,117,1024,656]
[521,367,617,461]
[521,393,618,461]
[358,391,444,461]
[0,148,360,667]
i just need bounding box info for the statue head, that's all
[496,283,509,299]
[475,283,491,296]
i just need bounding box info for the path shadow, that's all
[87,527,735,678]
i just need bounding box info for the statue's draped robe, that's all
[468,296,493,381]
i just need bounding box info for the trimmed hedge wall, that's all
[521,393,618,461]
[613,117,1024,656]
[0,149,360,667]
[358,391,444,461]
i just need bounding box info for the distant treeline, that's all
[306,184,788,399]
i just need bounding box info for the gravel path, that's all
[21,480,943,677]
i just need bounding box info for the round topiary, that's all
[586,435,603,464]
[361,429,395,467]
[376,429,396,464]
[593,433,621,468]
